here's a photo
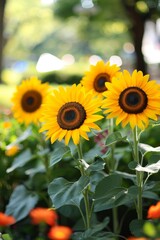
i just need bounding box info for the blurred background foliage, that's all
[0,0,160,107]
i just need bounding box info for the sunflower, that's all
[102,70,160,129]
[40,84,103,145]
[11,76,50,125]
[81,60,121,97]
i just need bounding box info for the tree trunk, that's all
[121,1,147,74]
[0,0,6,83]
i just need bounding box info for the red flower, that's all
[29,207,58,226]
[147,201,160,219]
[48,225,72,240]
[0,212,16,226]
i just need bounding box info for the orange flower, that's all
[29,207,58,226]
[5,145,20,157]
[48,226,72,240]
[0,212,16,226]
[147,201,160,219]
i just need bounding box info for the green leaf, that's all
[5,185,38,221]
[129,219,146,237]
[6,149,34,173]
[48,176,89,209]
[143,221,157,237]
[50,146,70,166]
[94,174,124,211]
[128,161,137,170]
[89,171,106,192]
[94,177,138,212]
[94,174,122,198]
[72,216,112,239]
[1,234,12,240]
[143,190,159,200]
[105,131,127,146]
[115,170,136,182]
[9,127,32,145]
[87,157,105,173]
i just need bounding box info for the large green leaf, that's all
[5,185,38,221]
[94,174,122,198]
[48,176,89,209]
[94,174,123,211]
[94,175,137,212]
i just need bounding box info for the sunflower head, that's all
[102,69,160,129]
[40,84,103,145]
[11,76,50,125]
[81,60,121,97]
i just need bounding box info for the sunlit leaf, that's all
[1,234,12,240]
[143,221,157,237]
[135,160,160,173]
[139,143,160,155]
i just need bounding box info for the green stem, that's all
[109,118,119,236]
[77,142,91,229]
[113,206,118,234]
[83,187,91,229]
[77,143,85,176]
[133,126,143,220]
[110,118,116,172]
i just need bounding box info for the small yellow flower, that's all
[102,69,160,129]
[81,60,121,97]
[5,145,20,157]
[40,84,103,145]
[11,76,50,125]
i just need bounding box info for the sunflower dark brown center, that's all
[57,102,86,130]
[119,87,148,114]
[94,73,110,92]
[21,90,42,113]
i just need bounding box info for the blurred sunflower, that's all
[102,70,160,129]
[11,76,50,125]
[81,60,121,97]
[40,84,103,145]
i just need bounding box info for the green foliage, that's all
[5,185,39,221]
[1,234,12,240]
[48,176,90,209]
